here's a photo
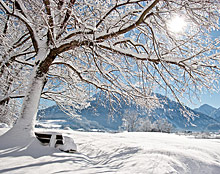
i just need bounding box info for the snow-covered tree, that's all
[124,116,173,133]
[121,110,139,132]
[137,117,153,132]
[0,0,220,146]
[152,118,173,133]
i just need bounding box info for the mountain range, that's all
[37,94,220,132]
[195,104,220,121]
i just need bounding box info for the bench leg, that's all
[49,134,57,147]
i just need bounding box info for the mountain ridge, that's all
[194,104,220,121]
[37,94,220,132]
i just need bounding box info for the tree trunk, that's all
[16,73,46,132]
[0,71,46,149]
[2,69,46,139]
[0,47,50,145]
[0,45,58,149]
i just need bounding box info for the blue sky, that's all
[200,91,220,108]
[188,91,220,109]
[192,30,220,109]
[187,91,219,109]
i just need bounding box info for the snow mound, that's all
[58,135,77,152]
[0,123,9,128]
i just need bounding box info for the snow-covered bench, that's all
[35,132,77,153]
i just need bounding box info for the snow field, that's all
[0,128,220,174]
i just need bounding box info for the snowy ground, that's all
[0,128,220,174]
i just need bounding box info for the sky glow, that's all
[167,15,187,33]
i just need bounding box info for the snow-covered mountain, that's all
[150,95,220,132]
[210,108,220,121]
[37,94,220,132]
[195,104,220,121]
[194,104,217,116]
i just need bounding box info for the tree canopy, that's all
[0,0,220,131]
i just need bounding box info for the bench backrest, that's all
[35,132,64,145]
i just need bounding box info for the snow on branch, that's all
[95,0,159,41]
[0,0,39,52]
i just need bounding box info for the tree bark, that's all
[1,48,50,140]
[16,74,46,131]
[3,71,46,139]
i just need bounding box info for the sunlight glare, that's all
[168,15,186,33]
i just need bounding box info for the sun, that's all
[167,15,187,33]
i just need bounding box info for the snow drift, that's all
[0,128,220,174]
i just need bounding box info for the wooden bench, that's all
[35,132,76,153]
[35,132,64,146]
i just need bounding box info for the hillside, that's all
[37,94,220,132]
[211,108,220,121]
[194,104,217,116]
[195,104,220,122]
